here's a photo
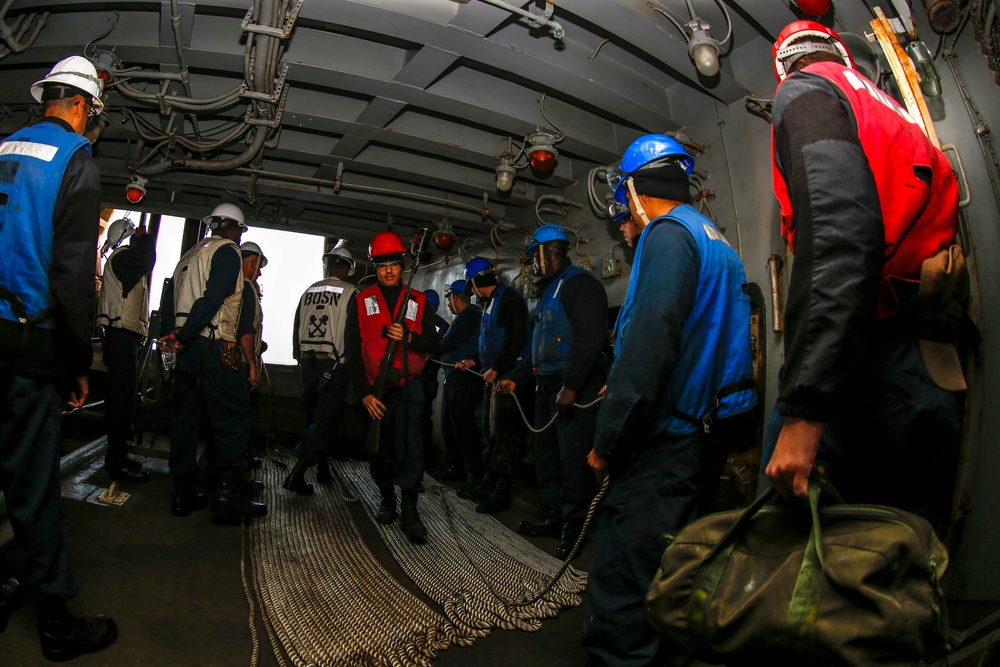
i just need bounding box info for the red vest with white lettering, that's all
[356,284,427,386]
[772,61,959,319]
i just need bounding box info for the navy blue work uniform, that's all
[764,68,964,535]
[509,263,607,528]
[291,276,355,464]
[582,205,756,667]
[161,244,254,477]
[478,286,530,477]
[0,117,101,600]
[345,283,439,493]
[437,303,483,480]
[100,233,155,465]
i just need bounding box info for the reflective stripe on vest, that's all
[0,122,91,328]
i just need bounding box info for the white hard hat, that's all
[102,218,136,254]
[323,246,356,276]
[240,241,268,268]
[203,202,247,230]
[31,56,105,115]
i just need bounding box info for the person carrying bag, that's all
[645,473,949,666]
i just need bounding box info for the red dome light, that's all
[125,183,145,204]
[793,0,832,17]
[435,232,454,249]
[528,148,557,172]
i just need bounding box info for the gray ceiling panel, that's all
[0,0,802,239]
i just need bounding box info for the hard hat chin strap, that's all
[626,178,651,229]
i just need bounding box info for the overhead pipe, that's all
[169,0,200,136]
[766,254,784,333]
[0,5,48,57]
[474,0,565,39]
[234,167,495,217]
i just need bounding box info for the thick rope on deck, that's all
[246,458,460,667]
[334,460,588,636]
[245,457,586,666]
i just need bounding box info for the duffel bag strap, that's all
[689,472,846,657]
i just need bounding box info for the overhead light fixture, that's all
[686,18,720,77]
[434,220,455,249]
[526,131,560,172]
[495,157,517,192]
[649,1,731,78]
[89,49,119,87]
[125,175,147,204]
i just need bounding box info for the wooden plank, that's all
[869,7,939,147]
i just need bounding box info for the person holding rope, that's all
[345,232,439,543]
[435,280,483,484]
[582,135,756,666]
[497,225,608,560]
[159,203,267,524]
[455,257,531,515]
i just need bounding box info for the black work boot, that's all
[170,474,208,517]
[556,519,587,561]
[212,469,268,525]
[38,595,118,663]
[0,577,24,633]
[241,475,265,495]
[475,474,513,514]
[517,510,563,537]
[400,491,428,543]
[375,485,397,524]
[457,471,495,501]
[282,458,314,495]
[316,459,333,484]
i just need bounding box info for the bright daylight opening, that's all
[100,212,324,366]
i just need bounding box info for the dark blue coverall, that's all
[582,210,755,667]
[345,283,439,493]
[161,247,255,477]
[763,69,964,535]
[437,303,483,480]
[102,233,155,464]
[291,297,350,465]
[0,117,100,600]
[508,263,607,531]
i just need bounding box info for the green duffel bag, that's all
[645,475,949,666]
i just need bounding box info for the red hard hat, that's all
[773,20,854,82]
[368,231,407,260]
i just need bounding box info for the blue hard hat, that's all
[526,224,571,256]
[424,289,441,312]
[464,256,494,282]
[445,279,470,297]
[612,135,695,220]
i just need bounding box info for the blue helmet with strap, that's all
[424,289,441,312]
[611,135,695,220]
[464,256,494,282]
[445,279,470,297]
[526,224,571,256]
